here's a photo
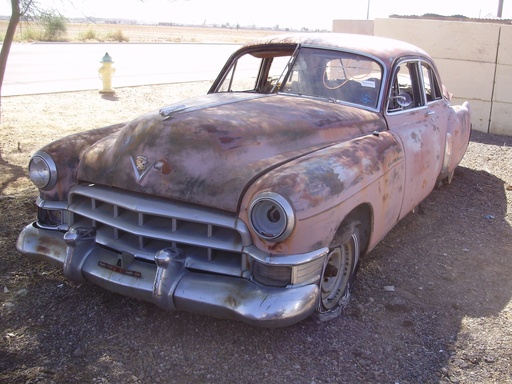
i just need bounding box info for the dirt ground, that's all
[0,43,512,383]
[1,83,511,384]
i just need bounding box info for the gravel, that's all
[1,82,511,383]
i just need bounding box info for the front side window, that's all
[387,61,425,113]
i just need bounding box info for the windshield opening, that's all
[213,46,383,109]
[280,47,383,109]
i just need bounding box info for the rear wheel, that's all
[316,224,359,320]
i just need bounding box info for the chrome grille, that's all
[67,184,252,277]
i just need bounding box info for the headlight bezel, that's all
[249,192,295,242]
[28,151,58,190]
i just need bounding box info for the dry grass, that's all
[0,20,286,44]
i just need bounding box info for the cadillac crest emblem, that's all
[135,155,148,172]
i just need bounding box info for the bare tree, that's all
[0,0,37,120]
[0,0,182,119]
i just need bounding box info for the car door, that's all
[384,59,445,220]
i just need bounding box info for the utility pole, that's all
[498,0,504,18]
[367,0,370,19]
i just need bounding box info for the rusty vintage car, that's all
[17,34,471,327]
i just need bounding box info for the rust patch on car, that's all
[35,236,66,260]
[155,158,175,175]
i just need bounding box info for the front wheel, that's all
[316,224,360,321]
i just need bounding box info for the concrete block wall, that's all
[493,26,512,135]
[333,18,512,135]
[332,20,374,36]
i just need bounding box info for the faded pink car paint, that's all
[17,33,471,326]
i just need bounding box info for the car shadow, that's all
[345,151,512,378]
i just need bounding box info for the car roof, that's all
[243,33,430,65]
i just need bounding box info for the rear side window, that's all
[421,62,443,102]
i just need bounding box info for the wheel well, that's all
[335,204,372,256]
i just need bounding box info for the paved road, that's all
[3,43,240,96]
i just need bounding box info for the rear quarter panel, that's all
[447,101,471,169]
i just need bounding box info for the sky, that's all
[3,0,511,30]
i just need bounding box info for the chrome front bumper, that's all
[17,223,323,327]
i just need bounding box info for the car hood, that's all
[78,93,386,212]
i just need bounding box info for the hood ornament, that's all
[130,155,155,183]
[135,155,148,172]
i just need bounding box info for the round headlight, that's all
[249,192,295,242]
[28,151,57,190]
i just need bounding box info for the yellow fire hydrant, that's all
[98,52,115,93]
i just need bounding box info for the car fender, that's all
[35,123,125,201]
[240,131,406,255]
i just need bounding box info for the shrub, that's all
[106,29,129,42]
[21,27,42,41]
[40,13,67,41]
[78,28,99,41]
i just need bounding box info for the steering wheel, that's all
[323,69,349,90]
